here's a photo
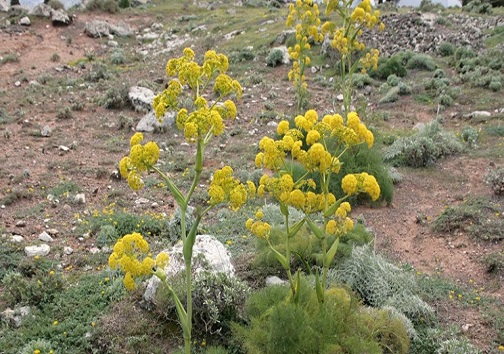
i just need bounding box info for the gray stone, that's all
[74,193,86,204]
[136,111,175,132]
[38,231,54,243]
[131,0,151,7]
[40,125,52,137]
[25,244,50,257]
[85,20,110,37]
[109,21,133,37]
[15,220,26,227]
[10,235,24,242]
[136,32,159,42]
[51,9,71,26]
[0,0,9,12]
[108,40,118,47]
[128,86,155,112]
[265,275,287,286]
[471,111,491,118]
[89,247,100,254]
[19,16,30,25]
[63,246,74,255]
[144,235,234,303]
[30,3,52,17]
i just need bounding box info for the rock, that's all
[58,145,70,152]
[51,9,71,26]
[1,306,31,328]
[128,86,155,112]
[85,20,132,38]
[471,111,491,118]
[74,193,86,204]
[15,220,26,227]
[108,40,118,47]
[144,235,234,303]
[224,30,244,40]
[63,246,74,255]
[40,125,52,137]
[10,235,24,242]
[14,81,21,87]
[136,111,175,132]
[89,247,100,254]
[265,275,287,286]
[136,32,159,42]
[30,3,52,17]
[38,231,54,242]
[25,244,50,257]
[45,228,59,235]
[0,0,9,12]
[19,16,30,25]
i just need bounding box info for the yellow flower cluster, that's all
[108,232,166,290]
[152,49,242,143]
[245,209,271,240]
[323,0,384,61]
[359,48,380,74]
[286,0,323,91]
[255,110,374,175]
[119,132,160,191]
[208,166,254,210]
[326,201,354,235]
[341,172,381,201]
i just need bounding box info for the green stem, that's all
[185,259,192,354]
[185,139,204,204]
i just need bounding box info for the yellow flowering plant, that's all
[286,0,324,113]
[322,0,385,115]
[249,109,380,303]
[113,49,252,354]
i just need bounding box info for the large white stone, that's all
[144,235,234,303]
[128,86,155,112]
[24,244,50,257]
[38,231,54,242]
[136,111,175,132]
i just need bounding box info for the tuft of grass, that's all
[406,54,437,71]
[0,53,19,65]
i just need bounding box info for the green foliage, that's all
[47,0,64,10]
[386,74,400,87]
[233,281,410,354]
[19,339,55,354]
[0,238,25,281]
[49,179,81,198]
[56,106,73,119]
[229,48,256,63]
[370,56,407,80]
[110,49,127,65]
[411,325,482,354]
[483,250,504,275]
[84,63,112,82]
[397,82,412,96]
[379,86,400,104]
[330,245,434,324]
[50,52,61,62]
[384,121,463,167]
[82,206,174,244]
[455,47,504,91]
[156,271,249,341]
[406,54,437,71]
[101,85,130,109]
[463,0,492,14]
[352,73,377,88]
[484,124,504,137]
[459,126,479,147]
[0,53,19,65]
[419,0,444,11]
[118,0,130,9]
[85,0,120,13]
[438,42,455,57]
[1,270,65,308]
[432,196,504,241]
[266,48,285,67]
[0,272,125,353]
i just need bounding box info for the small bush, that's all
[19,339,55,354]
[118,0,130,8]
[387,74,400,87]
[110,49,127,65]
[0,53,19,65]
[463,0,492,13]
[384,121,463,167]
[379,86,400,104]
[455,46,477,61]
[370,56,407,80]
[101,85,130,109]
[406,54,437,71]
[233,280,410,354]
[56,106,73,119]
[266,48,285,67]
[229,48,255,63]
[438,42,455,57]
[433,69,446,78]
[85,0,119,13]
[397,82,412,95]
[50,53,60,62]
[47,0,64,9]
[331,245,434,323]
[84,63,112,82]
[419,0,444,11]
[432,196,504,241]
[483,250,504,275]
[352,73,377,88]
[484,165,504,196]
[459,126,479,147]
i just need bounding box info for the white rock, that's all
[15,220,26,227]
[471,111,491,118]
[25,244,50,257]
[128,86,155,112]
[136,111,175,132]
[38,231,54,242]
[10,235,24,242]
[74,193,86,204]
[58,145,70,152]
[336,94,344,101]
[19,16,30,26]
[63,246,74,255]
[15,81,21,87]
[89,247,100,254]
[144,235,234,303]
[40,125,52,137]
[265,275,287,286]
